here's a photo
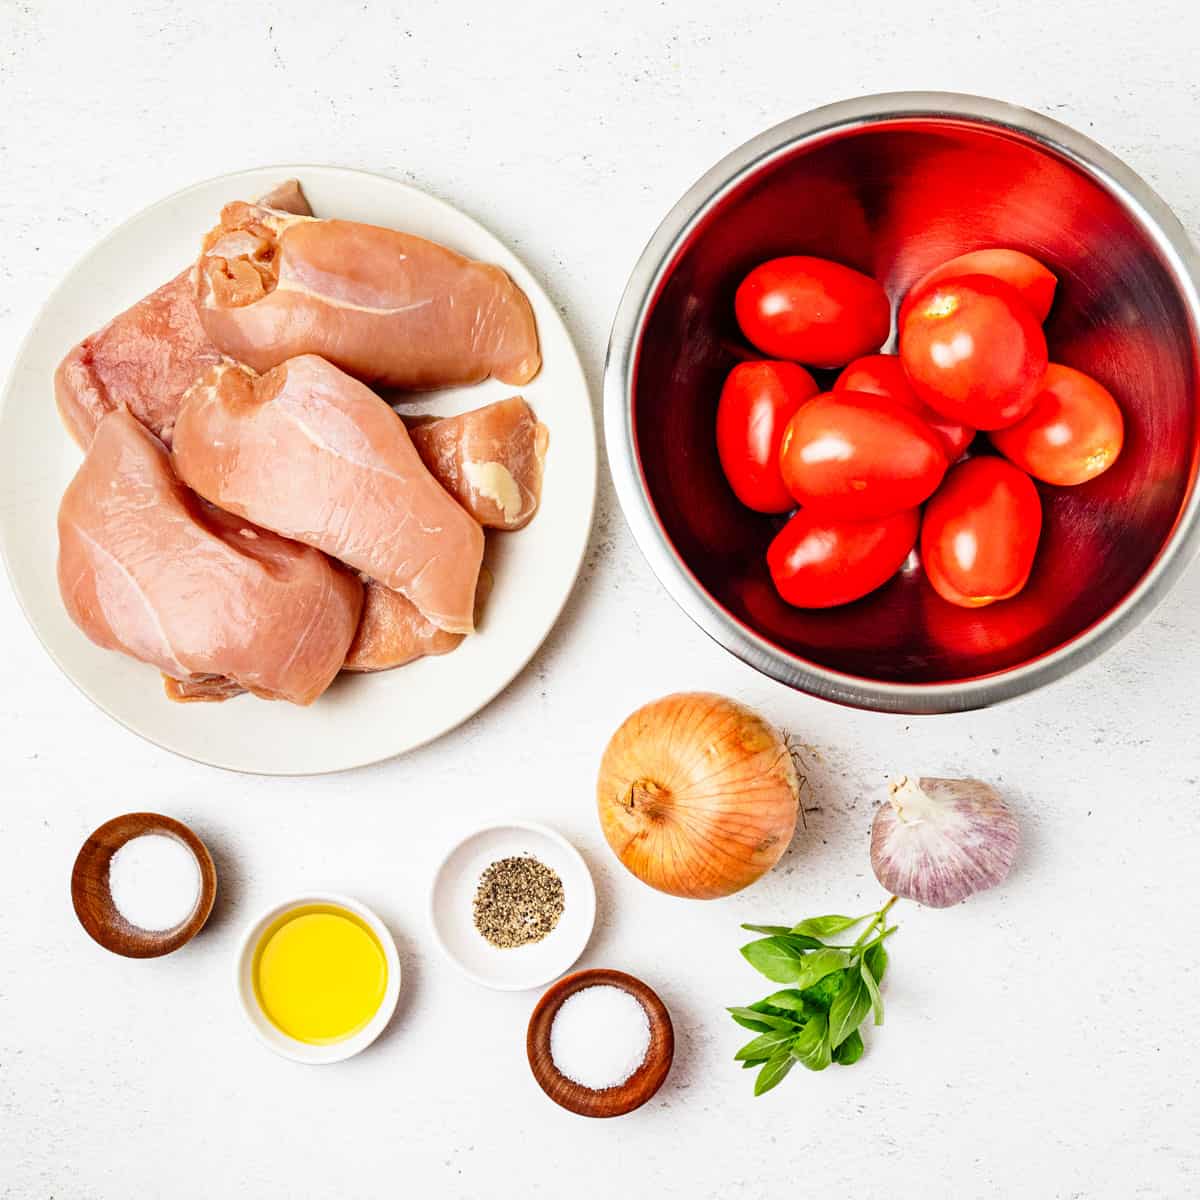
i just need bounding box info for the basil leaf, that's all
[832,1027,864,1065]
[776,933,826,951]
[748,999,789,1014]
[828,967,872,1049]
[791,1012,832,1071]
[860,959,885,1025]
[729,1013,772,1033]
[742,940,851,987]
[740,924,792,936]
[735,1028,796,1062]
[728,1006,796,1032]
[754,1051,794,1096]
[791,914,867,937]
[747,1000,812,1025]
[865,941,889,983]
[762,989,810,1013]
[790,948,852,992]
[739,937,808,983]
[799,968,848,1012]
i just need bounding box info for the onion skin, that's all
[596,692,800,900]
[870,776,1019,908]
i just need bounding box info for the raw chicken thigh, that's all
[347,396,550,672]
[345,569,492,673]
[172,355,484,634]
[348,400,547,672]
[407,397,548,530]
[254,178,310,215]
[57,410,361,705]
[164,675,253,703]
[193,203,540,390]
[54,181,312,448]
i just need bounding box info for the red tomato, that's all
[899,248,1057,328]
[834,354,974,460]
[778,392,948,520]
[715,361,820,512]
[899,275,1049,430]
[768,507,919,608]
[735,256,890,369]
[920,456,1042,608]
[989,363,1124,486]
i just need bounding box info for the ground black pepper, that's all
[472,855,565,949]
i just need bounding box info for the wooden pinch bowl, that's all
[527,968,674,1117]
[71,812,217,958]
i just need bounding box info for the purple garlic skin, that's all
[870,776,1020,908]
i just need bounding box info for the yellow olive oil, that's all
[253,905,387,1045]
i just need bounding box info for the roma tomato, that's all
[989,363,1124,486]
[899,248,1057,328]
[834,353,974,460]
[920,456,1042,608]
[778,392,948,520]
[767,507,919,608]
[899,275,1048,430]
[735,256,890,369]
[715,361,819,512]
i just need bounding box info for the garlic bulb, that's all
[870,776,1019,908]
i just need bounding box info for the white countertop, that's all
[2,2,1199,1196]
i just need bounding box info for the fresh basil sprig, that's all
[729,896,898,1095]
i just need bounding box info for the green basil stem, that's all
[820,927,898,952]
[859,924,898,952]
[852,895,899,950]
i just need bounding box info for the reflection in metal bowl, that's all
[606,93,1200,712]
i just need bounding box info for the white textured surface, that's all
[2,2,1199,1196]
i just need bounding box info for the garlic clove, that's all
[870,776,1019,908]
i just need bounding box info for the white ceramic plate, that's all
[429,822,596,991]
[0,166,596,774]
[234,892,402,1065]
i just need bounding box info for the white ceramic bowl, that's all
[235,891,402,1065]
[430,822,596,991]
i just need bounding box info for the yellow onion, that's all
[596,692,800,899]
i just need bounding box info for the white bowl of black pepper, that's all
[429,822,597,991]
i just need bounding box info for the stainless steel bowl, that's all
[605,92,1200,714]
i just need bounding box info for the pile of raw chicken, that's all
[55,180,548,705]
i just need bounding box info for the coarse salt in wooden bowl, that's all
[526,968,674,1117]
[71,812,217,959]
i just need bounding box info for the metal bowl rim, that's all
[603,90,1200,714]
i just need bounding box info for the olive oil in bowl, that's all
[238,894,400,1062]
[253,904,388,1044]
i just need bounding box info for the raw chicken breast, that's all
[57,410,361,705]
[54,181,312,449]
[193,203,540,390]
[406,397,548,531]
[173,355,484,634]
[55,270,221,449]
[346,569,493,673]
